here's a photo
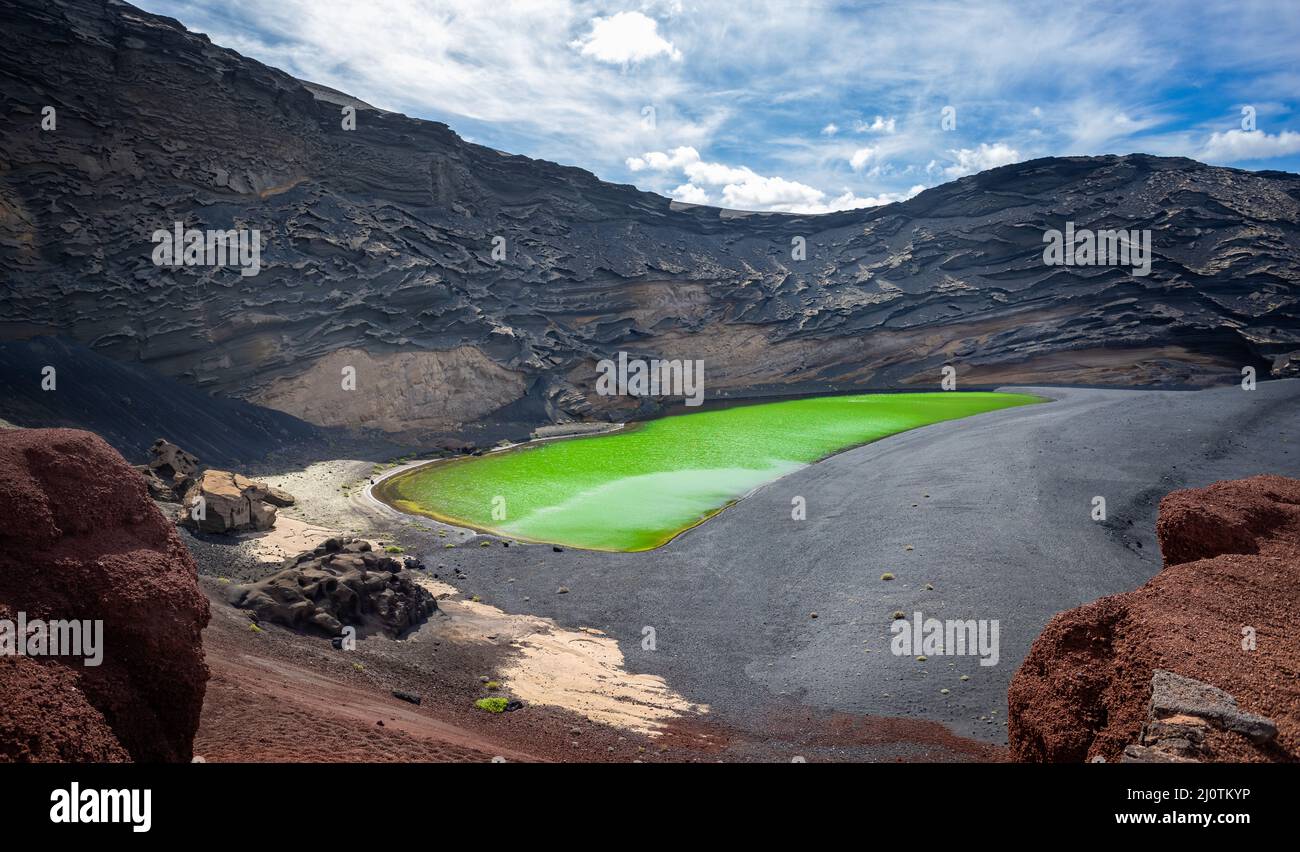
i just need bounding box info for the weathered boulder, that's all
[149,438,200,480]
[262,485,296,508]
[0,428,210,762]
[1121,670,1279,762]
[134,438,200,502]
[177,469,285,534]
[1273,350,1300,378]
[1008,475,1300,762]
[228,538,435,638]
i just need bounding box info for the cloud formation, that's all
[137,0,1300,213]
[931,143,1023,179]
[1200,129,1300,162]
[570,11,681,64]
[628,146,922,212]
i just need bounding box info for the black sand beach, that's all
[340,380,1300,748]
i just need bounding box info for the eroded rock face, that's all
[149,438,199,480]
[177,469,289,534]
[0,428,210,762]
[1008,475,1300,762]
[253,346,529,433]
[134,438,200,502]
[227,538,435,637]
[2,0,1298,437]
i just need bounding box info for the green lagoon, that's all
[375,392,1043,552]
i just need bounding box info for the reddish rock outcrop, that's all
[1008,475,1300,762]
[0,429,210,762]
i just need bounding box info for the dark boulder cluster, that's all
[227,538,436,638]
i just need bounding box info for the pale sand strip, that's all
[416,577,707,735]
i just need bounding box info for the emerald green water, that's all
[376,392,1042,551]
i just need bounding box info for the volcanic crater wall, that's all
[1,0,1299,437]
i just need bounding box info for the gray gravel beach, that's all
[349,380,1300,747]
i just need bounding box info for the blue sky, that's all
[138,0,1300,212]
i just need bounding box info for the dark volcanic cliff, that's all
[2,0,1299,437]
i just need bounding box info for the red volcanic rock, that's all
[0,428,210,762]
[1008,475,1300,762]
[0,647,130,762]
[1156,475,1300,566]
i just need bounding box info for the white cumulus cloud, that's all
[1199,128,1300,162]
[849,146,879,170]
[570,11,680,64]
[801,184,925,214]
[670,182,710,204]
[933,142,1022,178]
[627,146,923,213]
[626,146,701,171]
[855,115,896,134]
